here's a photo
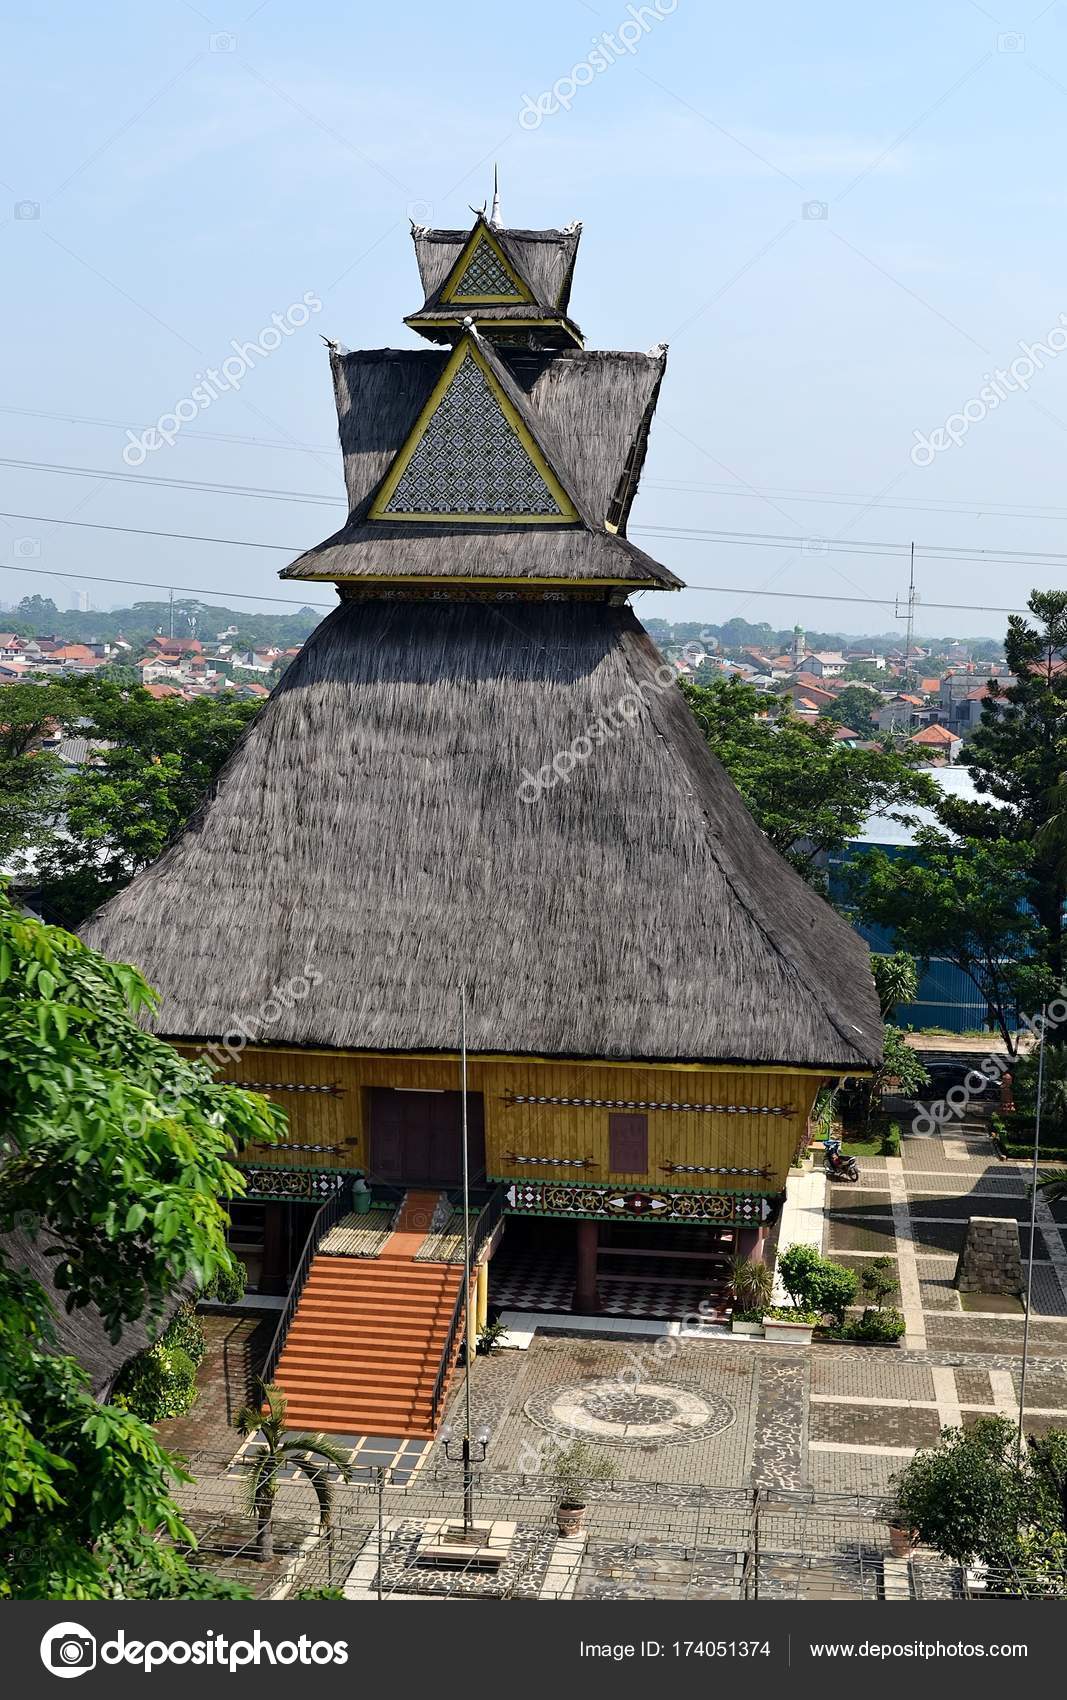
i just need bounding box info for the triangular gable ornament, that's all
[369,337,579,524]
[440,224,536,305]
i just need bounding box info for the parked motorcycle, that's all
[823,1140,859,1183]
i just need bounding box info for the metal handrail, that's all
[428,1183,506,1427]
[260,1179,352,1384]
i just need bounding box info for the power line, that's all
[0,560,331,609]
[0,402,340,457]
[646,477,1067,523]
[2,402,1064,525]
[0,511,299,552]
[0,549,1027,620]
[0,455,344,509]
[632,523,1067,566]
[3,462,1066,570]
[674,582,1028,615]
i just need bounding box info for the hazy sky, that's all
[4,0,1067,642]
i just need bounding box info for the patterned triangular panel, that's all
[381,351,565,517]
[451,235,525,298]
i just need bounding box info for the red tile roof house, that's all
[787,676,836,709]
[909,723,962,764]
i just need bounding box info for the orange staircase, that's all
[272,1190,468,1437]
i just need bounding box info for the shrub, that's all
[846,1306,905,1343]
[477,1318,509,1354]
[776,1243,822,1308]
[202,1259,247,1306]
[163,1300,206,1367]
[776,1243,858,1324]
[881,1122,902,1157]
[764,1305,821,1324]
[860,1256,899,1308]
[113,1341,198,1422]
[1014,1047,1067,1135]
[894,1417,1034,1566]
[811,1260,859,1326]
[547,1440,616,1507]
[729,1256,773,1313]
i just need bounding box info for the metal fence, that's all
[167,1457,1066,1602]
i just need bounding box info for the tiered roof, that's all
[83,203,882,1073]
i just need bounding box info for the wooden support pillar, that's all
[260,1204,289,1296]
[737,1225,768,1265]
[573,1220,600,1314]
[476,1260,489,1332]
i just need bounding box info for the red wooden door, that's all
[367,1089,485,1185]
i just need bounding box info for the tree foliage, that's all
[851,831,1043,1051]
[0,889,284,1598]
[682,678,936,881]
[819,683,880,737]
[938,591,1067,1007]
[895,1416,1067,1583]
[7,677,261,926]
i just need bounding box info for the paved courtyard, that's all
[170,1112,1067,1596]
[435,1110,1067,1502]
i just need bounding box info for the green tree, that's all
[938,591,1067,1010]
[682,678,936,882]
[0,890,284,1598]
[0,680,79,868]
[234,1382,351,1562]
[895,1416,1066,1581]
[35,680,259,926]
[851,831,1043,1051]
[821,684,879,735]
[871,950,919,1019]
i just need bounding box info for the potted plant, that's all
[730,1255,772,1335]
[888,1518,919,1558]
[762,1305,820,1344]
[547,1439,615,1537]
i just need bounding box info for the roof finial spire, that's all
[489,164,502,228]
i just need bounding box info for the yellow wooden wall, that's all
[177,1044,824,1196]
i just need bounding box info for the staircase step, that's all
[274,1230,465,1439]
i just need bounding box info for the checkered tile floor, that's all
[488,1245,729,1321]
[230,1433,429,1484]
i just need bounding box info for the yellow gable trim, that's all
[440,225,536,304]
[368,335,579,525]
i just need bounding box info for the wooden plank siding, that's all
[175,1044,824,1198]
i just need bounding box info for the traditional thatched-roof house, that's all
[83,199,880,1436]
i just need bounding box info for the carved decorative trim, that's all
[504,1092,793,1117]
[236,1080,344,1096]
[240,1167,349,1201]
[502,1152,598,1168]
[661,1161,774,1179]
[502,1179,777,1226]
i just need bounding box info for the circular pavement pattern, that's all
[523,1377,736,1448]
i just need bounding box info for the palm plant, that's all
[1036,1169,1067,1205]
[234,1379,351,1562]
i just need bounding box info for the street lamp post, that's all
[440,1422,491,1535]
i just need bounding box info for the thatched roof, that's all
[5,1229,193,1397]
[82,598,882,1073]
[282,339,678,587]
[412,220,582,310]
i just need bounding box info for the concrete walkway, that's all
[771,1166,826,1305]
